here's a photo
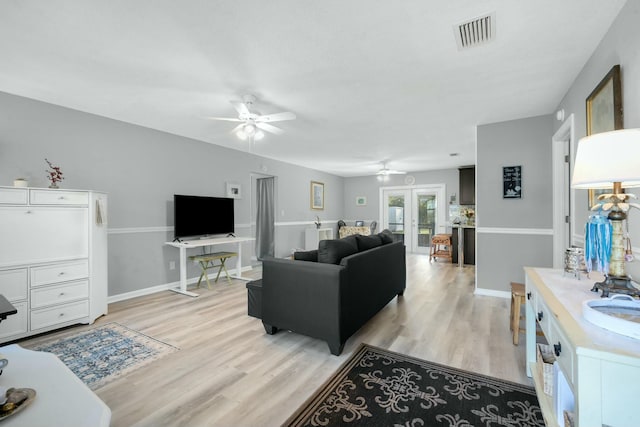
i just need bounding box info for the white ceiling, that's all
[0,1,627,177]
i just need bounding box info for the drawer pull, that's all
[58,272,65,276]
[554,342,562,357]
[527,292,531,300]
[537,311,543,321]
[58,196,65,200]
[59,313,65,317]
[59,292,65,296]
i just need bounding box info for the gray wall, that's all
[0,91,343,297]
[343,168,459,225]
[554,0,640,247]
[476,114,554,292]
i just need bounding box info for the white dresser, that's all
[525,267,640,427]
[0,186,108,343]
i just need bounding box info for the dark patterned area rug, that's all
[31,322,179,389]
[284,344,544,427]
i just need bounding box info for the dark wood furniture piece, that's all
[451,227,475,265]
[0,294,17,323]
[459,166,475,205]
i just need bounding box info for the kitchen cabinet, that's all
[451,226,475,265]
[459,166,475,205]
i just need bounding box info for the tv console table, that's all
[165,236,255,297]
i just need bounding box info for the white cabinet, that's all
[305,227,334,250]
[0,187,108,343]
[525,268,640,427]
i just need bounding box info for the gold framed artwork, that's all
[586,64,622,136]
[585,64,623,208]
[310,181,324,210]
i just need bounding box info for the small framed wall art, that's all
[311,181,324,210]
[226,182,241,199]
[503,166,522,199]
[355,196,367,206]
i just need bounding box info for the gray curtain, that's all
[256,177,275,260]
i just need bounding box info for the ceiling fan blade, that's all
[256,122,284,135]
[256,112,296,122]
[230,101,250,116]
[204,116,243,122]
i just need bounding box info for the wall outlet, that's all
[169,261,176,270]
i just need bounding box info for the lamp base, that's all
[591,275,640,298]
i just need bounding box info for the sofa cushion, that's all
[378,229,394,244]
[318,238,358,264]
[341,234,358,248]
[294,250,318,262]
[356,234,383,251]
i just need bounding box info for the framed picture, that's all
[503,166,522,199]
[586,64,622,136]
[226,182,241,199]
[310,181,324,210]
[355,220,365,227]
[355,196,367,206]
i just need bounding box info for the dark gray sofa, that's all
[256,233,406,355]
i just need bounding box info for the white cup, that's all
[13,178,28,188]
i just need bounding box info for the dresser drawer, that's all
[550,319,575,386]
[30,280,89,309]
[29,189,88,205]
[30,260,88,287]
[0,301,28,340]
[0,268,28,301]
[534,296,552,338]
[0,188,27,205]
[31,300,89,330]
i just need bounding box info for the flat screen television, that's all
[174,194,234,240]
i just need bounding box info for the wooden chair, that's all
[429,234,452,262]
[510,282,526,345]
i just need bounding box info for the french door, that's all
[380,184,446,253]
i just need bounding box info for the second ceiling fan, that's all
[376,161,406,176]
[206,94,296,141]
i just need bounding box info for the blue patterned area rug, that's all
[32,322,179,390]
[284,344,544,427]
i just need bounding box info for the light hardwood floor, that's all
[20,254,529,426]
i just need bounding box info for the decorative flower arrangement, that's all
[314,216,322,229]
[45,158,64,188]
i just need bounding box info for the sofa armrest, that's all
[261,257,346,345]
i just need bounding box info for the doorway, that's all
[380,184,446,253]
[552,114,575,268]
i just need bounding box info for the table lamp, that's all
[571,128,640,297]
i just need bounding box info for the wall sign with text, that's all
[503,166,522,199]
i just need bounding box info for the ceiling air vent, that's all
[454,12,495,50]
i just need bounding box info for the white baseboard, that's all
[474,288,511,299]
[107,266,253,303]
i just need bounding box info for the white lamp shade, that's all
[571,129,640,189]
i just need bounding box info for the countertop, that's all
[448,223,475,228]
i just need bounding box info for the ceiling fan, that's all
[206,94,296,141]
[376,161,406,176]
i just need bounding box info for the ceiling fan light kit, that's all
[207,94,295,142]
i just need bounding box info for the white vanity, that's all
[525,267,640,427]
